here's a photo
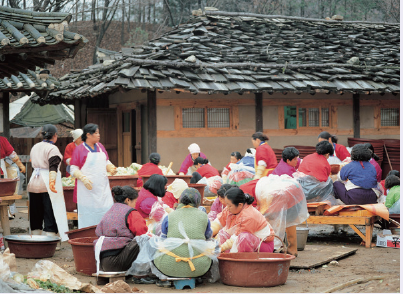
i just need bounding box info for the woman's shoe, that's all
[156,280,171,288]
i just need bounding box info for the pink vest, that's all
[135,188,157,218]
[95,203,135,252]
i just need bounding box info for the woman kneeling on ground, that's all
[212,186,275,253]
[333,144,381,205]
[94,186,147,272]
[207,184,233,222]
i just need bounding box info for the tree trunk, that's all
[153,0,156,24]
[148,0,151,23]
[91,0,96,22]
[127,0,131,32]
[138,0,142,23]
[121,0,125,45]
[82,0,86,20]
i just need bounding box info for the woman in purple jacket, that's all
[272,147,301,178]
[179,143,208,175]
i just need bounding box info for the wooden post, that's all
[353,93,360,138]
[74,99,81,128]
[255,93,263,132]
[147,90,157,155]
[80,98,87,126]
[2,92,10,139]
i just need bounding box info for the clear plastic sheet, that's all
[148,201,168,236]
[255,175,309,249]
[217,230,266,253]
[127,222,220,281]
[197,176,223,197]
[388,199,400,214]
[227,162,255,186]
[293,172,338,206]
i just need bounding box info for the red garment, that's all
[197,164,219,178]
[64,142,77,177]
[334,144,350,162]
[298,153,331,182]
[256,143,277,169]
[135,188,158,218]
[127,210,148,235]
[162,191,177,208]
[240,179,258,207]
[0,136,14,159]
[136,162,163,186]
[380,180,386,194]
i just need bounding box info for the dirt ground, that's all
[4,199,401,293]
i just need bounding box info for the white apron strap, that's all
[95,236,106,276]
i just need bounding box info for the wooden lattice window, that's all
[284,106,330,129]
[182,107,231,129]
[381,108,399,127]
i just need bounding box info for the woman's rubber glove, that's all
[73,170,93,190]
[179,172,185,175]
[49,171,57,193]
[12,155,26,173]
[106,164,117,175]
[253,165,265,180]
[220,235,236,252]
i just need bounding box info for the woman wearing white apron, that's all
[0,136,26,219]
[27,124,68,241]
[70,124,117,229]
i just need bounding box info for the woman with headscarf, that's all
[70,123,117,228]
[136,153,163,186]
[178,143,208,175]
[127,188,220,287]
[27,124,68,240]
[318,131,350,163]
[211,186,275,253]
[64,129,83,177]
[251,132,277,180]
[333,144,381,205]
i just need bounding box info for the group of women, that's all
[7,123,397,287]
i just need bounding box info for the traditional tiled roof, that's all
[0,6,88,78]
[0,69,59,91]
[32,10,399,104]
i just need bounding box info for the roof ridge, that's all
[205,10,400,26]
[0,5,72,24]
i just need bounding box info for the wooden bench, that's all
[67,211,78,220]
[92,271,126,285]
[0,195,22,239]
[307,210,379,248]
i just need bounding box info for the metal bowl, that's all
[4,235,60,258]
[4,235,60,242]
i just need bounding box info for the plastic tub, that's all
[330,164,340,175]
[218,252,295,287]
[4,235,60,258]
[68,237,98,275]
[0,178,18,197]
[297,228,309,251]
[188,183,206,203]
[65,225,97,240]
[108,175,138,189]
[63,186,77,212]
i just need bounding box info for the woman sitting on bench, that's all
[294,141,338,205]
[333,144,381,205]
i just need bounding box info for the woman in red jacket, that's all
[251,132,277,180]
[190,157,219,183]
[318,132,350,162]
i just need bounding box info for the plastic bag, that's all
[197,176,223,197]
[255,175,309,248]
[148,201,168,236]
[294,172,338,206]
[127,222,220,279]
[167,179,188,199]
[227,162,255,186]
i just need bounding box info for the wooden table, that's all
[307,213,379,248]
[0,194,22,237]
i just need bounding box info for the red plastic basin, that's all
[5,235,59,259]
[0,178,18,197]
[218,252,295,287]
[63,186,77,212]
[68,237,98,276]
[65,225,97,240]
[108,175,138,189]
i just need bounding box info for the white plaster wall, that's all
[238,106,255,130]
[263,106,279,129]
[157,106,175,131]
[360,106,374,129]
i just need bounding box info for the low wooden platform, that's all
[67,211,78,220]
[0,194,22,238]
[307,213,378,248]
[92,272,126,285]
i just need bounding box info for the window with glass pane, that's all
[284,106,297,129]
[182,108,205,128]
[299,108,306,127]
[207,108,230,128]
[308,108,319,127]
[381,108,399,126]
[321,108,329,127]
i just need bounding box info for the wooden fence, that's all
[9,137,71,180]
